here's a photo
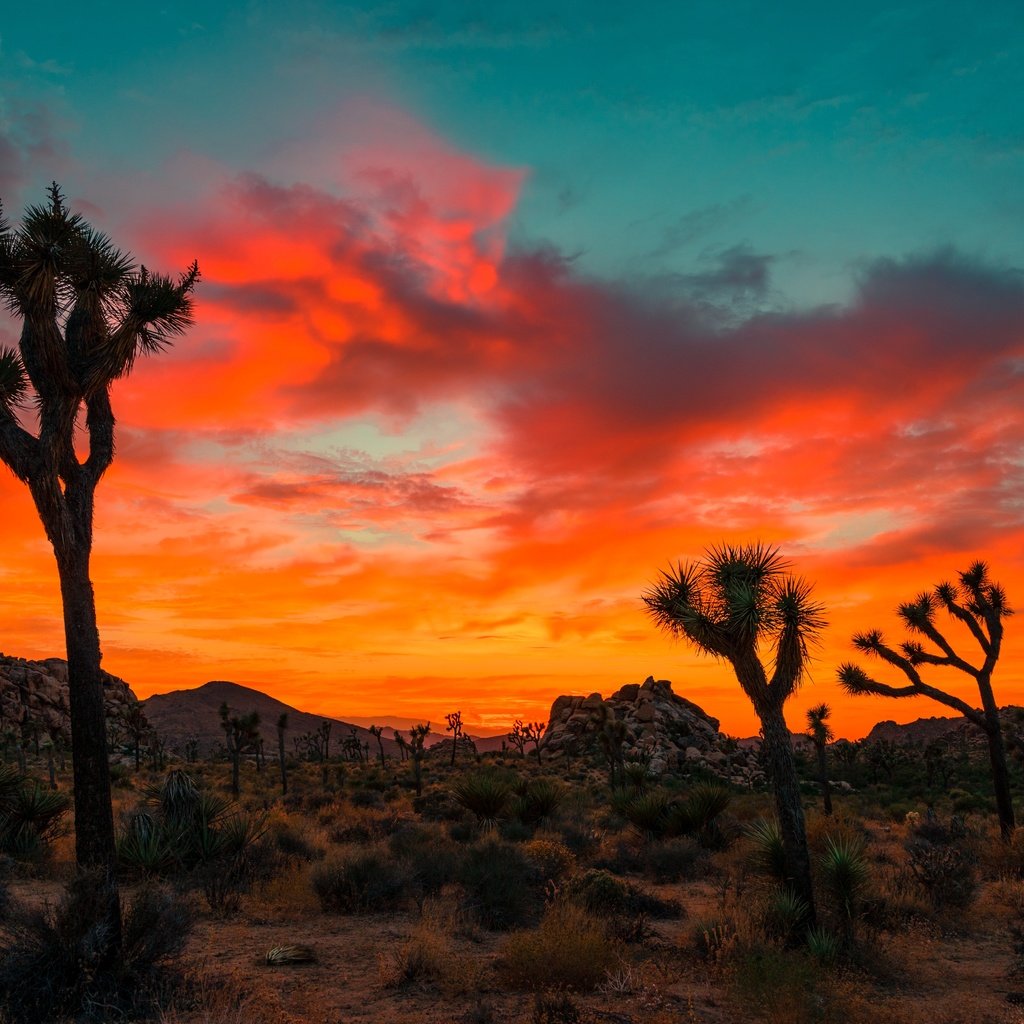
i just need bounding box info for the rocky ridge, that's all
[0,652,139,746]
[540,675,765,786]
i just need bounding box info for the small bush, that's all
[459,838,540,930]
[523,839,577,884]
[501,904,620,991]
[311,845,410,913]
[0,873,190,1024]
[642,836,703,882]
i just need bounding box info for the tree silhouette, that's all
[368,724,387,769]
[445,711,463,766]
[0,185,197,955]
[805,703,834,816]
[838,560,1015,839]
[643,542,824,923]
[276,713,289,796]
[219,703,260,797]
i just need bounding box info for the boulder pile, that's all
[540,675,766,786]
[0,652,138,746]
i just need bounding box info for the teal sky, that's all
[4,2,1022,306]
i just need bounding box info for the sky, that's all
[1,2,1023,738]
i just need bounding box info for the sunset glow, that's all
[2,6,1023,739]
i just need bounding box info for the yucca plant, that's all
[762,886,811,946]
[0,783,69,855]
[746,818,788,884]
[819,834,870,946]
[116,812,177,876]
[510,779,565,826]
[805,924,842,966]
[667,783,732,841]
[617,790,672,840]
[450,774,513,830]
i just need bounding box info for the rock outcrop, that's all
[540,676,765,786]
[0,652,139,745]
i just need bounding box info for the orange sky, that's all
[2,104,1023,740]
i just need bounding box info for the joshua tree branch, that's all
[84,389,115,486]
[0,408,40,482]
[941,597,992,655]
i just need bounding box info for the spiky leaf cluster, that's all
[642,542,826,705]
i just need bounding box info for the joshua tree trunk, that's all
[984,717,1015,839]
[758,700,816,919]
[54,543,123,954]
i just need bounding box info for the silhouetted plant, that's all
[511,778,565,826]
[409,722,430,797]
[451,773,513,830]
[0,872,190,1024]
[446,711,464,766]
[0,185,199,957]
[644,543,824,924]
[806,703,834,816]
[838,561,1015,839]
[819,834,870,947]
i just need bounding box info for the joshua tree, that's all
[523,720,546,765]
[644,542,824,923]
[219,703,260,797]
[368,725,387,769]
[122,701,149,772]
[409,722,430,797]
[0,185,197,955]
[837,561,1015,839]
[394,729,409,762]
[276,713,288,795]
[507,719,529,758]
[445,711,464,766]
[805,703,834,816]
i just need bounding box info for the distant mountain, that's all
[864,707,1024,746]
[141,681,401,758]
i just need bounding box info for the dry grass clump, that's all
[523,838,577,884]
[377,904,487,994]
[500,903,621,992]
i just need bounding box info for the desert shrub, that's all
[350,788,384,809]
[500,903,620,991]
[377,919,483,994]
[905,838,977,909]
[117,811,178,876]
[692,918,739,964]
[523,838,577,884]
[730,946,826,1023]
[562,868,682,924]
[391,828,465,899]
[312,845,409,913]
[511,779,565,826]
[0,873,190,1024]
[761,887,811,946]
[805,925,842,966]
[268,818,323,863]
[459,838,540,930]
[642,836,703,882]
[531,989,582,1024]
[563,869,631,917]
[667,782,733,844]
[451,773,513,828]
[746,819,788,883]
[616,789,672,839]
[0,777,70,861]
[819,835,870,935]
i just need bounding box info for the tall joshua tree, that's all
[805,703,834,816]
[838,561,1015,839]
[644,543,824,922]
[0,186,197,953]
[277,713,289,796]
